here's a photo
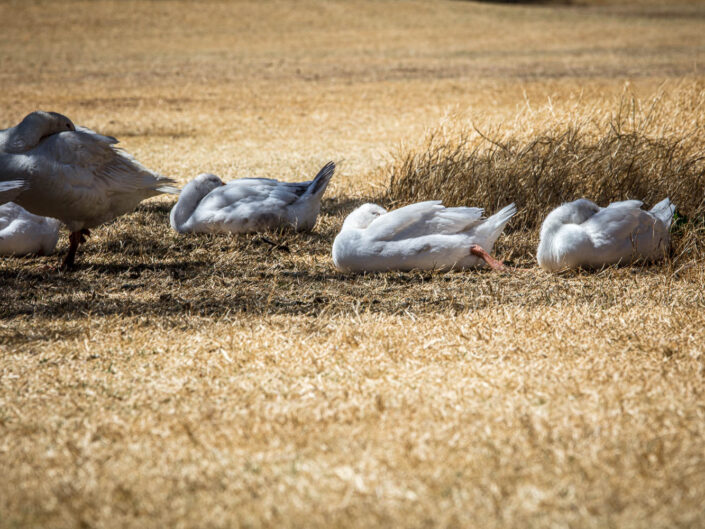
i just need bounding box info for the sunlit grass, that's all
[1,1,705,528]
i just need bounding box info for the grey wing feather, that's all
[305,161,335,197]
[75,126,118,145]
[235,160,335,205]
[279,181,311,200]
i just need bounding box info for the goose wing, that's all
[605,199,644,210]
[203,178,306,209]
[34,127,176,196]
[7,128,177,226]
[365,201,484,241]
[583,203,647,246]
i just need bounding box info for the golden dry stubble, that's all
[1,0,705,528]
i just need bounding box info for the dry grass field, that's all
[1,1,705,528]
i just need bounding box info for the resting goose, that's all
[0,202,61,256]
[0,111,75,154]
[0,111,178,267]
[170,161,335,234]
[332,201,516,272]
[536,198,675,272]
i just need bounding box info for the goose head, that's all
[5,111,76,153]
[539,198,601,245]
[22,111,75,137]
[190,172,226,195]
[341,203,387,230]
[565,199,601,224]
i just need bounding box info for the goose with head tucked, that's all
[536,198,675,272]
[170,161,335,234]
[0,111,179,268]
[0,111,76,154]
[0,202,61,256]
[332,201,516,273]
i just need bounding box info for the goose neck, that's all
[170,181,208,232]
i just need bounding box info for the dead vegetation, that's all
[1,1,705,528]
[387,89,705,224]
[386,88,705,269]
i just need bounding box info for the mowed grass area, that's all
[1,1,705,528]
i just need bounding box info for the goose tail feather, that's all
[306,161,335,197]
[650,198,675,228]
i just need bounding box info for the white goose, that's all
[0,111,178,267]
[170,161,335,234]
[332,201,516,272]
[536,198,675,272]
[0,111,75,154]
[0,202,61,256]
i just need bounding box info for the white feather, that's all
[170,162,335,234]
[0,202,61,255]
[1,117,178,232]
[332,202,516,272]
[537,198,675,272]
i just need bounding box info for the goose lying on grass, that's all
[332,201,516,272]
[0,111,178,268]
[0,202,61,256]
[170,161,335,234]
[536,198,675,272]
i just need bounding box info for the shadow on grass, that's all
[0,200,697,325]
[0,256,683,324]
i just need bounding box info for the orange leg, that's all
[470,244,506,271]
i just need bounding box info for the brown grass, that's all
[1,1,705,528]
[385,88,705,267]
[387,88,705,225]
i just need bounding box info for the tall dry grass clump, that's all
[387,87,705,229]
[386,86,705,264]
